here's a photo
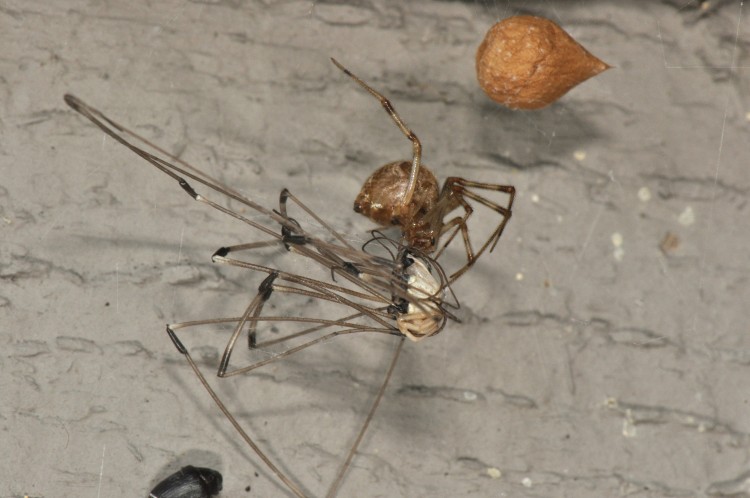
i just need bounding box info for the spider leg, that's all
[435,215,470,261]
[330,58,422,215]
[433,201,476,282]
[435,178,515,283]
[451,179,514,251]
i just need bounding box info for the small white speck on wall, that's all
[623,411,637,438]
[515,272,524,281]
[637,186,651,202]
[522,477,533,488]
[611,232,625,261]
[611,232,623,247]
[678,206,695,226]
[574,150,586,161]
[486,467,502,479]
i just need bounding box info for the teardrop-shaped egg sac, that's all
[476,15,611,110]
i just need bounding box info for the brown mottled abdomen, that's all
[354,161,439,226]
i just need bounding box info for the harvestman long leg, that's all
[434,178,516,282]
[167,324,405,498]
[169,270,400,378]
[65,94,439,497]
[166,240,413,497]
[166,268,405,498]
[64,94,309,244]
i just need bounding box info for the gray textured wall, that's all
[2,1,748,497]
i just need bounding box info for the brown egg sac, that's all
[476,15,611,109]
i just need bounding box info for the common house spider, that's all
[332,58,516,283]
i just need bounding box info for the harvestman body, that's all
[65,60,514,498]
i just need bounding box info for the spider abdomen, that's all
[354,161,439,228]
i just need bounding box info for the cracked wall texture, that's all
[1,1,748,497]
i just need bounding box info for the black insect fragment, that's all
[149,465,222,498]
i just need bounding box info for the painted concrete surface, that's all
[2,1,748,497]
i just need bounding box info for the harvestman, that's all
[64,97,454,496]
[64,60,514,498]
